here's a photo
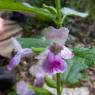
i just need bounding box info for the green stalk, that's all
[55,0,62,27]
[55,0,62,95]
[56,73,61,95]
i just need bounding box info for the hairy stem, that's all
[55,0,62,27]
[55,0,62,95]
[56,73,61,95]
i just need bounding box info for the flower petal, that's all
[33,77,44,87]
[61,46,74,59]
[29,62,45,78]
[35,48,49,60]
[20,48,32,58]
[16,80,35,95]
[16,80,28,95]
[11,37,22,51]
[7,53,21,71]
[42,51,67,74]
[42,26,69,45]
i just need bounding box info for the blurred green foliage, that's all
[65,0,95,36]
[17,0,95,37]
[17,0,54,6]
[20,0,95,20]
[66,0,95,20]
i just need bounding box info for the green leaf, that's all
[73,47,95,67]
[8,88,16,95]
[61,7,88,18]
[43,4,57,14]
[61,57,87,85]
[0,0,33,12]
[61,47,95,85]
[44,76,56,88]
[2,0,14,2]
[8,91,16,95]
[29,86,53,95]
[32,47,45,54]
[31,8,55,21]
[0,0,56,21]
[17,38,48,48]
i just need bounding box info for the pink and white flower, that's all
[38,26,73,75]
[30,26,74,76]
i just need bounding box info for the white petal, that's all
[20,48,32,57]
[10,37,22,51]
[7,53,21,71]
[16,80,28,95]
[29,62,45,78]
[42,26,69,45]
[61,46,74,59]
[35,48,49,60]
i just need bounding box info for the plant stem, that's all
[55,0,62,95]
[55,0,62,27]
[56,73,61,95]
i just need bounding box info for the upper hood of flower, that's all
[42,26,69,45]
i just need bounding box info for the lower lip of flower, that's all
[51,60,60,69]
[48,59,63,74]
